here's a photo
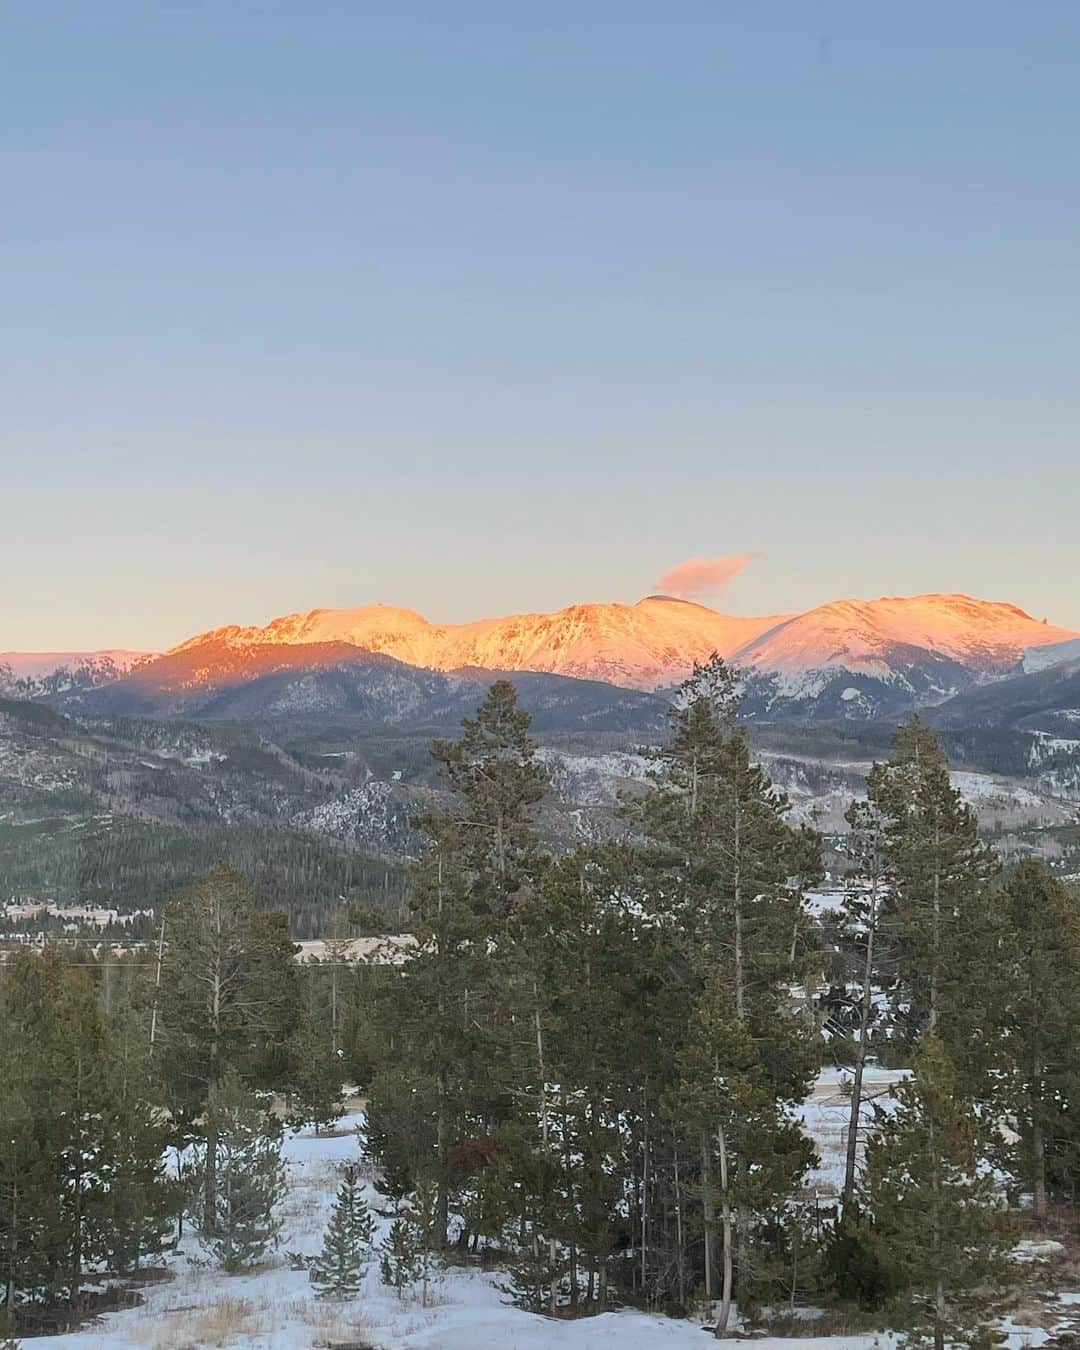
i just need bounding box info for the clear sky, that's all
[4,2,1078,650]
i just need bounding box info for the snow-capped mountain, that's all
[9,593,1077,723]
[164,593,1076,700]
[0,650,152,680]
[171,597,790,691]
[0,649,153,697]
[732,594,1076,705]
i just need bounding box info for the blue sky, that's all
[3,2,1078,648]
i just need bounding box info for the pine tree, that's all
[836,798,892,1216]
[0,1081,50,1328]
[0,947,173,1319]
[500,847,684,1314]
[158,865,299,1224]
[993,861,1080,1220]
[379,1219,421,1300]
[368,681,547,1246]
[287,1010,344,1135]
[867,718,992,1039]
[865,1034,1015,1350]
[190,1072,287,1272]
[639,658,819,1310]
[379,1181,440,1305]
[428,679,545,921]
[99,996,175,1274]
[407,1179,440,1308]
[668,972,815,1336]
[639,656,819,1024]
[309,1165,375,1299]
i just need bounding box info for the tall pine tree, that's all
[865,1034,1014,1350]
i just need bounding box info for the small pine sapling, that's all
[379,1216,421,1299]
[379,1178,441,1303]
[309,1164,375,1299]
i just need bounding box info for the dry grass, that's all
[285,1295,376,1343]
[124,1295,275,1350]
[1008,1296,1060,1330]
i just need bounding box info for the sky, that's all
[3,2,1078,650]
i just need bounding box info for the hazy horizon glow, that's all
[3,3,1077,650]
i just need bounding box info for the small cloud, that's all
[654,553,757,600]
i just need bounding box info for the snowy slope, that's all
[0,650,152,679]
[732,595,1076,684]
[27,1102,1070,1350]
[1024,637,1080,674]
[163,592,1077,694]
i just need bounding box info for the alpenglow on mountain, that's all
[166,593,1076,694]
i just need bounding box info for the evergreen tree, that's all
[158,864,298,1223]
[245,909,304,1089]
[99,991,175,1273]
[190,1072,287,1272]
[404,1179,441,1308]
[0,1081,49,1327]
[428,679,545,920]
[867,718,993,1039]
[309,1165,375,1299]
[668,972,815,1336]
[638,658,820,1310]
[865,1034,1014,1350]
[0,948,172,1319]
[287,1010,345,1135]
[835,798,892,1216]
[499,847,686,1313]
[639,656,819,1025]
[380,1218,421,1299]
[368,680,546,1245]
[993,862,1080,1219]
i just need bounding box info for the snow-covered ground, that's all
[29,1119,741,1350]
[798,1066,909,1200]
[24,1094,1078,1350]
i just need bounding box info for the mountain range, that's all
[5,590,1080,915]
[5,591,1076,721]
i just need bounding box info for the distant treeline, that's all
[0,816,409,937]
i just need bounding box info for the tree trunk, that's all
[1032,1115,1048,1222]
[533,989,556,1316]
[714,1125,734,1338]
[641,1092,649,1298]
[4,1174,17,1328]
[70,1053,84,1307]
[843,872,879,1213]
[733,797,744,1021]
[930,1110,944,1350]
[203,1121,218,1235]
[436,1070,449,1245]
[673,1143,686,1310]
[700,1133,715,1306]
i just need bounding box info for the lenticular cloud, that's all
[654,553,756,600]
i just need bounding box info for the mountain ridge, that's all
[163,591,1077,694]
[8,593,1077,719]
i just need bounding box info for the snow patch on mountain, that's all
[291,781,419,856]
[1024,637,1080,674]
